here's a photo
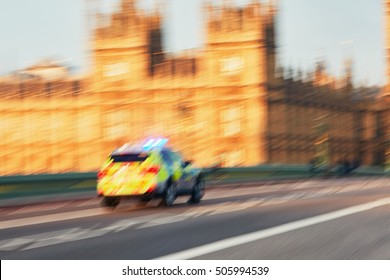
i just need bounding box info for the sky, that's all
[0,0,386,86]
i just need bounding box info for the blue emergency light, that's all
[142,138,168,150]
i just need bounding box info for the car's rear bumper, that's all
[97,180,159,196]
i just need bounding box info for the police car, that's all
[97,139,205,208]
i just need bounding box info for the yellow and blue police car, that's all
[97,138,204,208]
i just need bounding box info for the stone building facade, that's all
[267,64,384,166]
[0,0,385,175]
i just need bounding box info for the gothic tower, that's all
[264,0,277,87]
[200,1,276,165]
[91,0,156,92]
[204,1,265,86]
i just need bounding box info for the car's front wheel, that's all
[162,182,176,207]
[188,177,205,204]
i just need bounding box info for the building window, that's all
[73,81,80,96]
[103,62,129,78]
[46,82,51,96]
[220,106,242,137]
[220,56,244,76]
[103,110,127,141]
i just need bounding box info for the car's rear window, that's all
[111,153,148,162]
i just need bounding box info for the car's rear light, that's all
[98,170,107,180]
[144,166,160,174]
[98,164,113,179]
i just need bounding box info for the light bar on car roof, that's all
[142,138,168,150]
[117,143,130,153]
[142,139,154,149]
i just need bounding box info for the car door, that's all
[174,153,196,194]
[160,149,174,181]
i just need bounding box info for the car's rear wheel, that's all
[188,177,204,204]
[137,195,153,206]
[101,196,120,208]
[162,183,176,207]
[140,195,153,202]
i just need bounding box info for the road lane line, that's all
[0,228,81,251]
[155,197,390,260]
[0,208,108,229]
[0,238,33,251]
[22,229,106,250]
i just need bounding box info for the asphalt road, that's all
[0,177,389,260]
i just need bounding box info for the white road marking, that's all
[204,188,274,199]
[155,197,390,260]
[0,214,165,251]
[23,229,104,250]
[0,208,107,230]
[207,199,261,216]
[204,183,313,200]
[138,215,190,228]
[0,228,80,251]
[0,238,32,251]
[106,218,152,232]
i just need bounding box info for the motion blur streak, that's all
[156,197,390,260]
